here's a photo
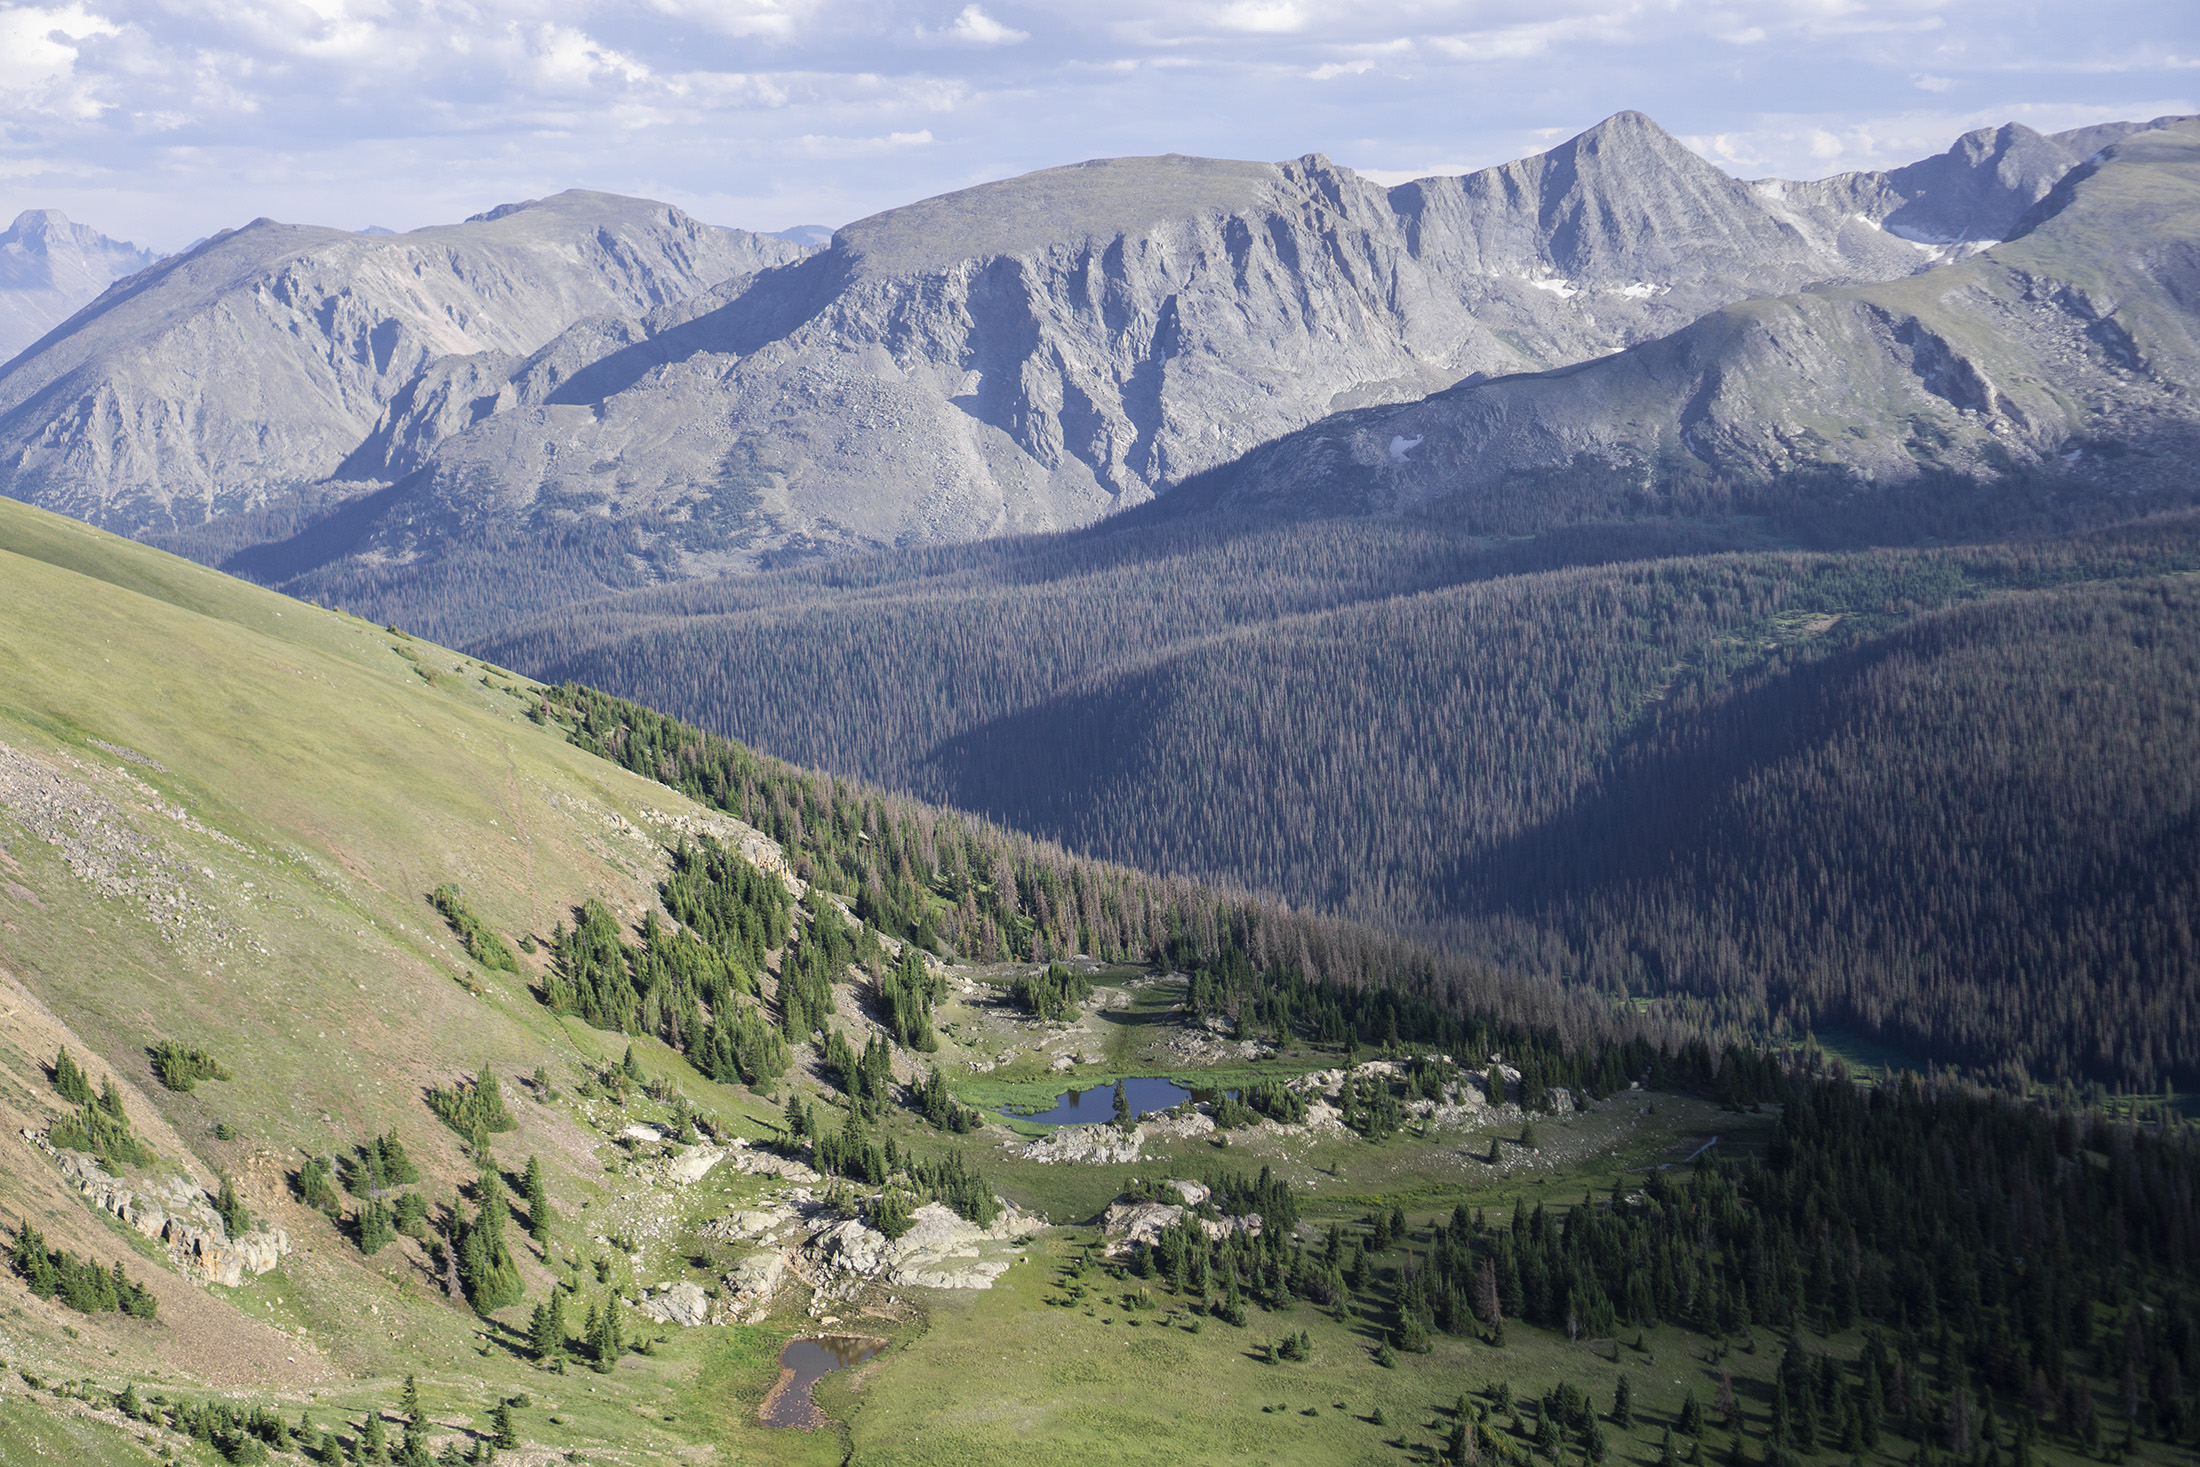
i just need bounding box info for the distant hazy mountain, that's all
[0,192,808,534]
[1769,116,2189,250]
[0,210,160,365]
[769,225,836,248]
[1191,120,2200,524]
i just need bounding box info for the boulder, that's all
[725,1141,822,1183]
[720,1252,787,1323]
[636,1280,711,1327]
[667,1146,725,1184]
[1100,1201,1183,1249]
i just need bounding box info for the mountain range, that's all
[0,193,804,540]
[4,111,2189,640]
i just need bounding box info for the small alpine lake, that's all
[760,1335,887,1429]
[996,1075,1238,1126]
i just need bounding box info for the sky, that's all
[0,0,2192,252]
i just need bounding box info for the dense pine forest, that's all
[534,680,1648,1063]
[498,507,2200,1091]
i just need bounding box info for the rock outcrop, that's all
[635,1280,712,1328]
[1019,1122,1144,1165]
[28,1132,290,1287]
[1098,1184,1261,1259]
[719,1251,788,1324]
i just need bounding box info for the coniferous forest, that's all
[492,501,2200,1092]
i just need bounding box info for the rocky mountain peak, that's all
[834,153,1286,275]
[0,210,161,365]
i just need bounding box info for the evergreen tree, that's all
[216,1174,251,1238]
[590,1290,624,1371]
[358,1199,395,1255]
[361,1410,390,1464]
[527,1289,567,1362]
[491,1402,518,1449]
[522,1156,552,1243]
[52,1048,93,1105]
[397,1376,429,1467]
[1661,1427,1680,1467]
[1682,1387,1706,1437]
[455,1165,523,1314]
[1615,1376,1634,1427]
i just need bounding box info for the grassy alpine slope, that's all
[0,497,2193,1467]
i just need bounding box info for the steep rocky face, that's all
[0,210,160,365]
[298,112,1961,590]
[0,192,807,534]
[1768,116,2194,251]
[1201,123,2200,524]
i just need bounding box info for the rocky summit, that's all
[0,210,161,366]
[1195,120,2200,522]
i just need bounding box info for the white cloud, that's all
[945,5,1025,44]
[0,2,119,117]
[1913,73,1952,91]
[1213,1,1302,36]
[524,22,654,90]
[645,0,816,41]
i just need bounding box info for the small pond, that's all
[761,1335,887,1429]
[999,1075,1236,1126]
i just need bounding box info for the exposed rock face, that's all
[1766,116,2194,251]
[691,1190,1042,1323]
[803,1200,1043,1295]
[635,1279,711,1327]
[666,1145,726,1184]
[722,1140,822,1183]
[1020,1122,1144,1164]
[29,1133,290,1287]
[720,1251,787,1323]
[0,192,807,533]
[5,111,2180,641]
[1098,1187,1260,1259]
[261,113,1967,616]
[0,211,161,366]
[1207,122,2200,520]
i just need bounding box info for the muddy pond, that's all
[761,1335,887,1428]
[999,1076,1237,1126]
